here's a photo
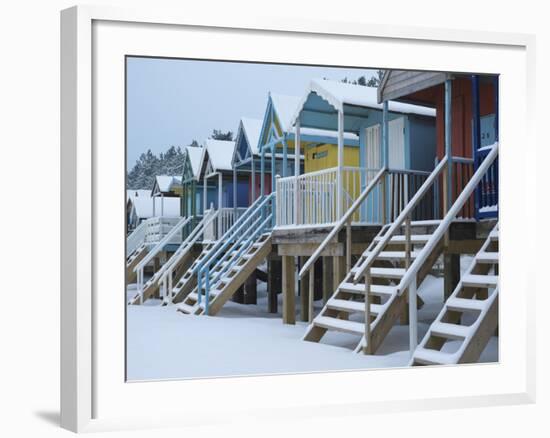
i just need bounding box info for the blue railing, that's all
[475,146,499,220]
[196,193,275,315]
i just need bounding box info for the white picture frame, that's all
[60,5,536,433]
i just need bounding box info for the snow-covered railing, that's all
[158,210,218,304]
[276,166,433,228]
[354,143,498,354]
[135,216,192,272]
[276,166,380,227]
[143,216,183,245]
[203,207,247,241]
[197,193,275,315]
[126,220,148,257]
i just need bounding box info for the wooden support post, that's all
[444,253,461,300]
[409,278,418,355]
[232,285,245,304]
[243,270,257,305]
[337,109,344,219]
[267,256,281,313]
[363,270,372,355]
[300,256,309,322]
[445,78,453,210]
[282,255,295,324]
[294,119,301,225]
[313,258,323,301]
[308,268,314,323]
[322,256,333,303]
[346,218,352,273]
[400,215,412,325]
[333,256,346,291]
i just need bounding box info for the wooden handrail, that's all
[353,155,449,283]
[298,167,387,279]
[397,144,499,295]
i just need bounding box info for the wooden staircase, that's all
[176,193,275,316]
[303,221,444,353]
[411,223,499,365]
[178,233,272,315]
[166,242,215,304]
[128,214,216,305]
[126,244,148,284]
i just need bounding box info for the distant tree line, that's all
[127,129,235,189]
[336,70,384,87]
[127,72,383,189]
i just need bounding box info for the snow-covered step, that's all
[446,297,487,312]
[369,267,406,279]
[430,322,471,340]
[462,274,498,288]
[476,252,499,264]
[326,298,383,315]
[489,229,499,241]
[413,347,455,366]
[188,290,218,301]
[339,282,396,297]
[374,234,432,244]
[314,316,364,335]
[177,302,197,314]
[362,251,420,260]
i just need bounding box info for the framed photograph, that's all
[61,5,536,433]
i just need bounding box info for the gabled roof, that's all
[199,139,236,175]
[152,175,182,194]
[127,189,151,203]
[290,79,435,126]
[240,117,263,155]
[270,94,301,133]
[131,196,180,219]
[377,70,449,103]
[185,145,203,179]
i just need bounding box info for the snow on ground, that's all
[126,258,498,381]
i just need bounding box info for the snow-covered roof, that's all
[185,146,203,178]
[203,139,235,172]
[290,79,436,127]
[270,93,301,132]
[299,127,359,141]
[153,175,182,194]
[131,196,181,219]
[127,189,151,202]
[240,117,263,155]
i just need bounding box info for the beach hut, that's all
[378,71,499,219]
[197,139,248,238]
[151,175,183,217]
[278,78,436,227]
[128,196,180,226]
[231,117,264,205]
[127,189,151,230]
[180,145,203,218]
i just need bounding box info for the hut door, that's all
[365,124,381,170]
[388,117,406,170]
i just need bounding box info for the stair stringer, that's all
[169,242,215,304]
[411,223,499,366]
[126,244,148,284]
[199,234,272,316]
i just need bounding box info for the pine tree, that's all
[366,70,384,87]
[211,129,233,141]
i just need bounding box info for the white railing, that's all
[143,216,183,245]
[158,210,218,304]
[203,207,247,241]
[276,166,433,228]
[276,166,380,227]
[126,220,148,257]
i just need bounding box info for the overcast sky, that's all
[126,57,376,167]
